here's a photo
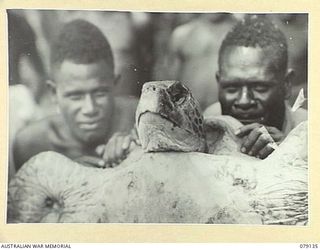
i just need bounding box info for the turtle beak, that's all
[136,86,174,126]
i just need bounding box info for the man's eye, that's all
[94,91,108,97]
[224,87,239,94]
[253,85,269,92]
[68,94,83,100]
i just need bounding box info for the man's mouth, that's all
[231,113,265,124]
[78,120,103,130]
[236,116,265,124]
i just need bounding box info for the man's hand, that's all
[74,155,107,168]
[75,128,140,168]
[96,128,140,167]
[235,123,285,159]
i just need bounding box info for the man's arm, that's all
[13,132,34,171]
[99,127,140,167]
[165,25,190,80]
[12,120,51,171]
[76,127,140,169]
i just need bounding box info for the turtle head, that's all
[136,81,206,152]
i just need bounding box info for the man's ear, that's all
[284,68,294,99]
[114,74,121,86]
[46,79,57,92]
[46,80,58,103]
[216,71,221,84]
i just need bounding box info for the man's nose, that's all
[235,86,255,109]
[82,94,98,115]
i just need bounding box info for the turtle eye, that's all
[169,82,188,105]
[172,93,186,105]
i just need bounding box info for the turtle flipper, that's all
[265,121,307,165]
[7,151,107,223]
[204,115,244,155]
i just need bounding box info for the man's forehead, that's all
[54,60,113,83]
[219,46,281,81]
[53,59,113,78]
[221,46,275,67]
[59,78,112,92]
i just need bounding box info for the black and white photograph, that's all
[7,10,308,225]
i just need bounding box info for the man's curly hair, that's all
[219,14,288,75]
[50,19,114,74]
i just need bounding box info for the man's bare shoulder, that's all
[170,19,222,57]
[15,115,60,143]
[203,102,222,118]
[13,115,62,169]
[169,21,201,51]
[292,108,308,125]
[172,21,196,39]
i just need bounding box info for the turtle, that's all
[7,81,308,224]
[135,80,244,155]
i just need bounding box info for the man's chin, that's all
[236,117,266,125]
[76,130,106,145]
[221,108,266,125]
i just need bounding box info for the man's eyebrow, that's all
[92,86,112,92]
[98,85,111,89]
[221,80,277,85]
[249,81,278,86]
[219,81,241,86]
[63,90,84,96]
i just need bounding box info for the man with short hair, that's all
[13,19,138,170]
[204,15,307,159]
